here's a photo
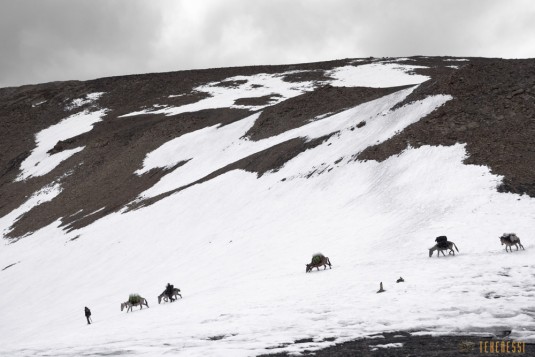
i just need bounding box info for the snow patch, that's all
[0,183,62,238]
[370,342,404,351]
[66,92,105,110]
[327,63,429,88]
[16,109,107,181]
[120,62,431,119]
[32,100,47,107]
[120,72,317,117]
[136,87,450,199]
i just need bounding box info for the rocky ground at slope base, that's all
[259,331,533,356]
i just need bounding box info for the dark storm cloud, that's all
[1,0,534,88]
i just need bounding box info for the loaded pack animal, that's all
[158,288,182,304]
[429,236,459,257]
[121,296,149,312]
[500,233,525,252]
[306,254,332,273]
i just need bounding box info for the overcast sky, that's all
[1,0,535,88]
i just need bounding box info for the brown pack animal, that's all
[500,234,524,252]
[306,254,332,273]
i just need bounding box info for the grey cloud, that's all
[0,0,164,87]
[155,0,535,70]
[1,0,534,88]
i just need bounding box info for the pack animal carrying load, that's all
[501,233,519,242]
[128,294,142,305]
[306,253,332,273]
[121,294,149,312]
[311,253,324,265]
[429,239,459,257]
[158,287,182,304]
[500,233,524,252]
[435,235,448,248]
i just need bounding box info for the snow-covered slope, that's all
[1,58,534,356]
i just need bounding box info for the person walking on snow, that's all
[84,306,92,324]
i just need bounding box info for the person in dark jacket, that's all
[84,306,92,324]
[165,283,175,302]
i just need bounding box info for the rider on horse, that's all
[165,283,175,302]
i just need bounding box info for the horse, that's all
[500,235,525,252]
[158,288,182,304]
[306,255,332,273]
[121,297,149,312]
[429,241,459,257]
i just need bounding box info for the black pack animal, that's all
[158,287,182,303]
[429,241,459,257]
[435,236,448,248]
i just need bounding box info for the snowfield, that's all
[135,86,450,199]
[1,61,534,356]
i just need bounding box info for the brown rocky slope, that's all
[1,57,534,240]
